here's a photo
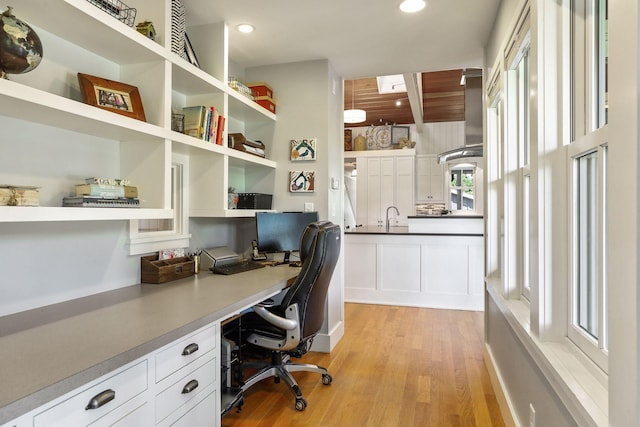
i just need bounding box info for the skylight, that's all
[376,75,407,94]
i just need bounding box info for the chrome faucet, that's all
[386,206,400,231]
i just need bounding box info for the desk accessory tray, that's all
[228,133,266,158]
[141,254,195,284]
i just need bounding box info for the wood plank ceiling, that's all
[344,69,465,127]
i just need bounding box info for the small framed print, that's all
[391,126,410,147]
[289,171,315,192]
[184,33,200,68]
[290,138,317,161]
[77,73,146,121]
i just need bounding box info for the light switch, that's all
[331,177,340,190]
[304,202,314,212]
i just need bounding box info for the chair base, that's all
[240,353,332,411]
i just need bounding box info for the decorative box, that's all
[344,129,352,151]
[247,82,273,99]
[236,193,273,210]
[255,96,276,114]
[0,185,40,206]
[141,253,195,284]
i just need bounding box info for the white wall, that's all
[245,59,345,351]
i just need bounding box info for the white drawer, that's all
[87,395,151,427]
[33,360,148,427]
[169,390,217,427]
[155,355,216,424]
[155,324,217,382]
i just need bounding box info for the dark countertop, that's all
[408,215,484,219]
[344,225,482,237]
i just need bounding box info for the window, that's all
[570,147,608,369]
[486,88,504,281]
[516,50,532,298]
[573,0,608,135]
[129,153,191,255]
[449,164,475,211]
[569,0,609,371]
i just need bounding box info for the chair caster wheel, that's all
[322,374,332,385]
[295,398,307,411]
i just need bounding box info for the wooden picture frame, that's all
[77,73,146,122]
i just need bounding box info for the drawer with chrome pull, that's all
[33,360,147,427]
[155,324,217,383]
[154,354,216,424]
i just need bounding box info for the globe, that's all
[0,6,43,79]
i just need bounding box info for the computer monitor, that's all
[255,211,319,264]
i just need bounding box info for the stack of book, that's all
[63,178,140,208]
[182,105,226,145]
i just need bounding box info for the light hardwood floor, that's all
[222,303,505,427]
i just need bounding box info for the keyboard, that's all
[213,260,266,275]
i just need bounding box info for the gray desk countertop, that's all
[0,265,298,424]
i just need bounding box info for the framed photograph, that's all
[77,73,146,122]
[290,138,317,161]
[391,126,410,147]
[184,33,200,68]
[289,171,315,193]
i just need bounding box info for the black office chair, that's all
[232,221,341,411]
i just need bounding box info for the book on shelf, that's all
[75,184,138,198]
[215,115,225,145]
[63,196,141,208]
[84,177,131,186]
[210,106,220,143]
[182,105,206,138]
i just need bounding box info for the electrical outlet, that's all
[529,403,536,427]
[304,202,314,212]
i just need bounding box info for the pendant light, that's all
[344,81,366,124]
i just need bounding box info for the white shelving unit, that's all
[0,0,277,223]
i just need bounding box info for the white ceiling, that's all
[183,0,502,79]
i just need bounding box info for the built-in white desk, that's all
[0,265,298,426]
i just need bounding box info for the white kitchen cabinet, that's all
[344,231,484,311]
[1,0,277,222]
[415,155,445,203]
[356,150,415,227]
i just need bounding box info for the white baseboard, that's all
[345,288,484,311]
[310,320,344,353]
[484,345,519,427]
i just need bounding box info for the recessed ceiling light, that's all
[399,0,426,13]
[237,24,254,33]
[395,100,402,107]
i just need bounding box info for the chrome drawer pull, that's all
[182,343,199,356]
[181,379,199,394]
[85,389,115,410]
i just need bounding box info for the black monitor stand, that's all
[282,251,291,265]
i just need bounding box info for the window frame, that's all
[568,0,609,372]
[568,142,608,371]
[129,152,191,255]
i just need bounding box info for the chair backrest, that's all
[280,221,341,340]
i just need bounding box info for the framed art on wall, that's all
[290,138,317,161]
[289,171,315,192]
[391,125,410,147]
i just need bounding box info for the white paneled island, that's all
[344,215,484,311]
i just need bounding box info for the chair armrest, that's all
[257,298,276,307]
[253,304,299,330]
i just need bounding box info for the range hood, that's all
[437,70,483,164]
